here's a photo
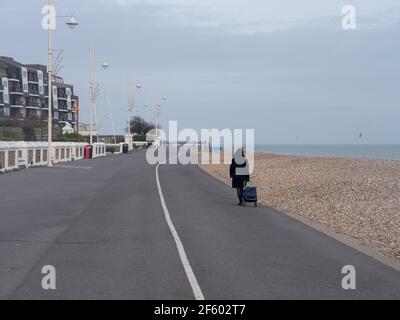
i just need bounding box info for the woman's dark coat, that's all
[230,158,250,188]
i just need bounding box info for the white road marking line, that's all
[155,163,205,300]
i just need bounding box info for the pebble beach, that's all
[199,152,400,261]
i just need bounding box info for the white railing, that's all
[0,141,107,173]
[105,142,148,154]
[91,142,107,159]
[133,141,149,149]
[105,143,124,154]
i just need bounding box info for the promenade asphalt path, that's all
[0,150,399,299]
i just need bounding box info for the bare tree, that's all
[129,116,157,135]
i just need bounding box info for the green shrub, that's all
[54,133,87,142]
[133,134,147,142]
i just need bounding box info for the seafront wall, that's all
[0,141,106,172]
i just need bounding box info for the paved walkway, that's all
[0,151,399,299]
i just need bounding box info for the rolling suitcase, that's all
[243,185,258,207]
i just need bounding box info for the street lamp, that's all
[127,77,142,151]
[144,96,167,145]
[102,62,110,70]
[66,14,79,29]
[89,48,110,145]
[46,0,78,167]
[156,96,167,141]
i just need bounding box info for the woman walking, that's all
[230,149,250,206]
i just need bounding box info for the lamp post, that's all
[92,83,101,142]
[46,0,78,167]
[105,89,117,144]
[127,76,142,151]
[144,96,166,145]
[156,96,167,141]
[88,48,109,145]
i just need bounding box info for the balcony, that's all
[9,86,23,95]
[10,111,25,119]
[29,88,40,96]
[26,105,40,109]
[0,107,10,117]
[58,92,68,100]
[28,75,39,83]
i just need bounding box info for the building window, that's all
[54,111,59,120]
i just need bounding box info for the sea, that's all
[254,145,400,161]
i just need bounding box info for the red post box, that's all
[84,145,92,160]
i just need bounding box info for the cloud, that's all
[2,0,399,142]
[103,0,400,34]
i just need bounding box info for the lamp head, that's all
[66,14,79,29]
[102,62,110,70]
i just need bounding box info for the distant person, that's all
[230,149,250,206]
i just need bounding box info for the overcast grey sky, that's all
[1,0,400,144]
